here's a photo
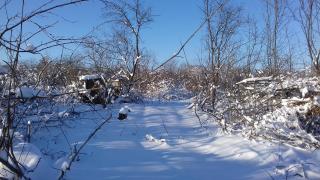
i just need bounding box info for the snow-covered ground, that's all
[13,101,320,179]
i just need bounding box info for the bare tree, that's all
[101,0,153,92]
[294,0,320,74]
[284,26,295,72]
[243,16,263,76]
[84,37,115,73]
[263,0,288,74]
[201,0,242,109]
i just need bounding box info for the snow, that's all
[58,110,70,118]
[119,106,131,114]
[16,87,46,98]
[10,143,55,179]
[135,55,142,62]
[236,76,273,85]
[61,160,70,171]
[301,87,309,98]
[26,43,35,52]
[145,134,166,144]
[14,101,319,180]
[79,74,101,81]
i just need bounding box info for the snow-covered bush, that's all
[195,73,320,149]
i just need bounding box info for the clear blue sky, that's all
[3,0,299,66]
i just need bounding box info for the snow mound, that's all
[14,143,42,170]
[1,143,55,179]
[145,134,166,144]
[119,106,131,114]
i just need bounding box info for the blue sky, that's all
[2,0,301,66]
[142,0,263,64]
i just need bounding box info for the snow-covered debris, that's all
[301,87,309,98]
[236,76,273,85]
[79,74,100,81]
[110,69,130,81]
[58,110,70,118]
[243,115,253,123]
[314,96,320,106]
[203,74,320,149]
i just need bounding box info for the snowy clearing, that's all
[18,101,320,180]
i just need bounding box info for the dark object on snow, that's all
[117,106,131,120]
[78,74,107,105]
[274,87,302,99]
[78,74,125,105]
[118,113,128,120]
[297,106,320,140]
[304,90,320,98]
[26,121,31,143]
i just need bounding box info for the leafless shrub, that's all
[0,0,88,178]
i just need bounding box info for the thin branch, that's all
[0,0,88,40]
[152,18,207,72]
[58,114,112,180]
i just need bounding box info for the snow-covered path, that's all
[32,101,320,180]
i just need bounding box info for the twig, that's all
[194,104,203,128]
[152,17,207,72]
[265,170,275,180]
[27,158,41,173]
[161,117,169,136]
[58,114,112,180]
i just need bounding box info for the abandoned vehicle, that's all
[78,74,123,105]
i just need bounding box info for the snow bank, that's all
[0,143,55,179]
[14,143,42,170]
